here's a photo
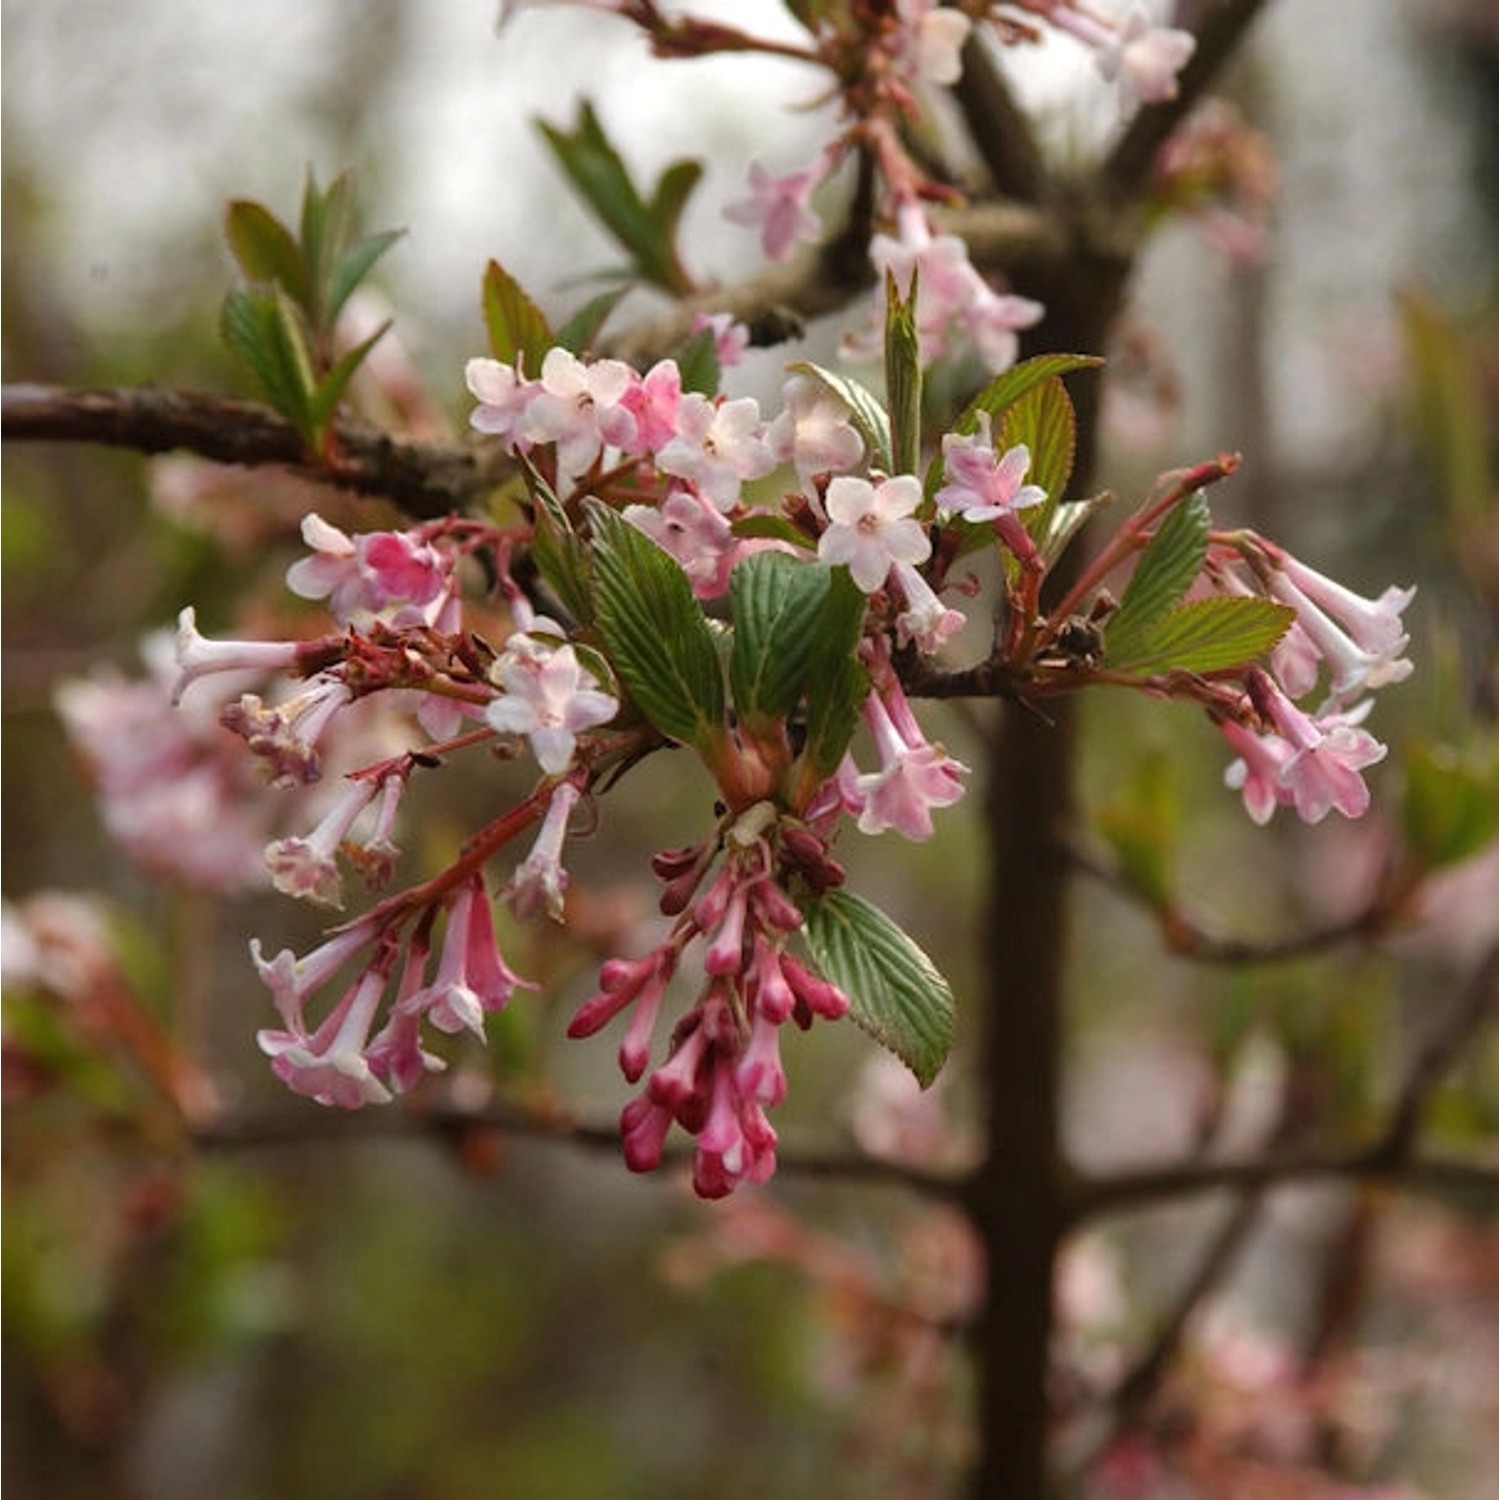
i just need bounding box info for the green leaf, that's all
[224,199,309,308]
[1095,748,1179,910]
[1103,597,1294,676]
[220,286,315,436]
[328,227,405,324]
[1402,741,1499,870]
[300,170,358,330]
[785,362,892,473]
[482,259,554,375]
[728,554,839,728]
[555,286,630,356]
[673,324,720,397]
[792,567,869,794]
[584,500,726,752]
[884,269,922,476]
[1039,493,1113,568]
[799,889,955,1088]
[537,101,697,294]
[1102,493,1211,660]
[998,375,1077,560]
[307,319,391,432]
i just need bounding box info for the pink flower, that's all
[399,877,531,1038]
[623,489,739,599]
[523,347,638,478]
[257,961,394,1109]
[656,393,775,511]
[818,473,931,593]
[692,312,751,369]
[263,776,381,908]
[723,158,825,263]
[853,688,968,839]
[619,358,683,454]
[220,678,353,786]
[1220,717,1295,825]
[284,514,452,627]
[1097,5,1197,117]
[465,356,535,449]
[486,638,618,774]
[891,560,966,654]
[170,606,303,706]
[767,373,865,492]
[894,0,971,87]
[504,780,580,922]
[250,915,384,1034]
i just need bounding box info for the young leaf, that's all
[728,554,837,728]
[224,199,309,308]
[537,101,698,294]
[1102,493,1211,661]
[1103,596,1294,676]
[307,319,392,433]
[798,888,955,1088]
[584,500,726,753]
[884,269,923,476]
[300,170,358,330]
[555,285,630,356]
[220,286,315,436]
[328,227,405,325]
[785,361,893,473]
[673,324,720,397]
[482,259,553,375]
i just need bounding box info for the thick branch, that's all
[2,383,511,519]
[952,32,1049,203]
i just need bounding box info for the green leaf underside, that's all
[482,259,553,375]
[328,227,404,326]
[786,362,892,473]
[1103,597,1295,676]
[584,501,725,751]
[798,889,955,1088]
[728,554,839,726]
[1103,493,1211,660]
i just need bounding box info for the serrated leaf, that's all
[1103,493,1211,660]
[220,286,315,435]
[1103,596,1294,675]
[537,101,696,294]
[224,200,309,308]
[523,460,594,627]
[792,567,869,795]
[673,325,720,397]
[799,888,955,1087]
[884,269,922,476]
[731,513,818,548]
[328,227,405,324]
[786,361,893,472]
[482,259,554,375]
[555,286,630,356]
[728,554,837,728]
[308,319,391,432]
[584,500,726,752]
[1000,375,1076,556]
[1402,741,1499,870]
[1095,748,1179,909]
[1040,493,1113,567]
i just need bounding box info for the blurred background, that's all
[3,2,1494,1496]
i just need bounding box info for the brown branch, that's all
[189,1095,965,1201]
[2,383,511,519]
[952,31,1049,203]
[1103,0,1272,201]
[1063,944,1499,1224]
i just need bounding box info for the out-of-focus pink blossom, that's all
[1096,4,1197,116]
[723,158,826,263]
[465,356,534,448]
[893,0,971,87]
[767,373,865,493]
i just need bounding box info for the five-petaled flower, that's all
[817,473,931,593]
[486,636,618,774]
